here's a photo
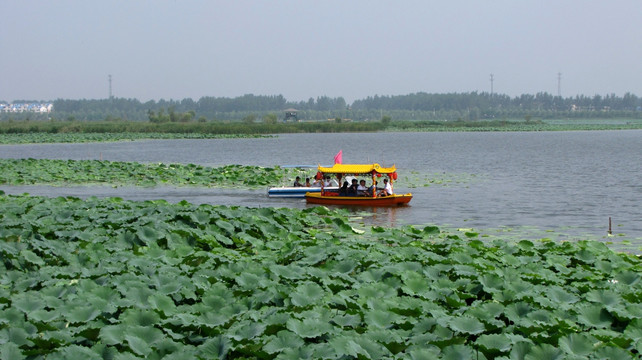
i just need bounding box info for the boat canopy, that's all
[317,163,396,175]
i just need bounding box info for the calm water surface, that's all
[1,131,641,248]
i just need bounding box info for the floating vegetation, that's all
[0,159,299,189]
[0,132,271,144]
[403,171,483,188]
[1,193,641,359]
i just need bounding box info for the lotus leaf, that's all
[286,318,334,338]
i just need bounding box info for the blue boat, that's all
[267,186,338,198]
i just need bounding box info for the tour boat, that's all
[304,163,412,206]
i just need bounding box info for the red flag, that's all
[333,150,343,164]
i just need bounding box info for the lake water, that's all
[1,131,641,250]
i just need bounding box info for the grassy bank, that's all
[1,193,641,359]
[1,119,642,145]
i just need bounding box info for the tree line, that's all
[2,92,641,122]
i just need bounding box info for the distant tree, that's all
[381,115,391,125]
[243,114,257,124]
[263,113,278,124]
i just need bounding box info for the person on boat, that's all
[338,181,349,196]
[348,179,359,196]
[357,179,368,196]
[368,180,378,196]
[293,176,304,187]
[324,175,338,187]
[311,177,322,187]
[305,178,312,187]
[380,178,393,196]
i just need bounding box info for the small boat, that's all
[305,163,412,206]
[267,186,338,198]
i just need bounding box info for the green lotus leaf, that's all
[558,333,597,357]
[48,345,102,360]
[28,309,60,323]
[615,270,641,286]
[624,319,642,342]
[448,316,485,335]
[148,294,176,315]
[214,219,235,236]
[190,211,211,225]
[269,264,305,280]
[290,282,325,307]
[263,330,305,355]
[593,346,634,360]
[126,325,165,348]
[331,313,362,328]
[120,309,161,327]
[0,342,25,360]
[286,318,334,338]
[546,286,579,305]
[479,273,504,292]
[196,336,231,359]
[402,273,432,298]
[125,334,153,357]
[364,309,401,329]
[11,293,45,313]
[576,305,613,328]
[158,280,183,296]
[61,305,101,323]
[403,345,442,359]
[475,333,513,352]
[357,282,397,300]
[2,326,34,347]
[228,320,266,341]
[422,225,440,235]
[136,225,162,245]
[19,249,45,266]
[586,289,621,308]
[327,335,370,358]
[524,343,565,360]
[441,344,474,360]
[99,324,125,345]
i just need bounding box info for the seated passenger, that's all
[338,181,349,196]
[293,176,303,187]
[347,179,359,196]
[379,178,393,196]
[305,178,311,187]
[357,179,368,196]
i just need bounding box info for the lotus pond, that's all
[1,193,641,359]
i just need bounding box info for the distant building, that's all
[0,102,53,113]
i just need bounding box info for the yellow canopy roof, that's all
[317,163,396,174]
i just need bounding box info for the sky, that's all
[2,1,642,104]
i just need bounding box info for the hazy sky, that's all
[2,1,641,103]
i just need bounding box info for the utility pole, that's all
[557,72,561,97]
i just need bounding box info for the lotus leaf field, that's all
[0,159,300,189]
[1,192,641,359]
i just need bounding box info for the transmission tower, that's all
[490,74,494,96]
[109,74,113,99]
[557,72,561,97]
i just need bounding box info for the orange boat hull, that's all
[305,193,412,207]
